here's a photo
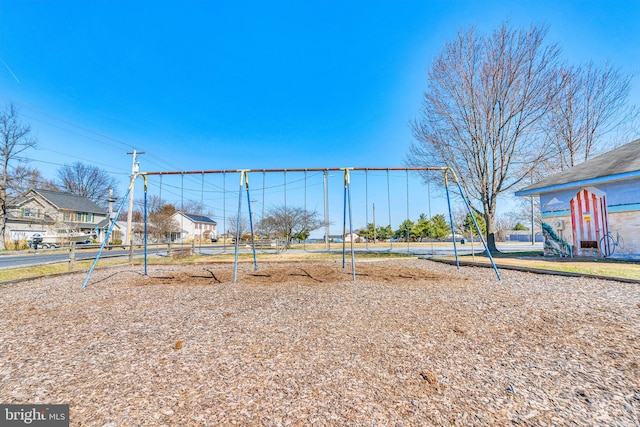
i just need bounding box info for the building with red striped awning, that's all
[516,139,640,259]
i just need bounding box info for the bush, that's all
[6,240,30,251]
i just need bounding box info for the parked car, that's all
[210,237,218,242]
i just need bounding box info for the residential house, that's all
[169,212,217,242]
[516,139,640,258]
[6,189,110,243]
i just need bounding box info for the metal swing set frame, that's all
[82,166,500,288]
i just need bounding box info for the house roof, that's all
[516,139,640,196]
[180,213,217,224]
[96,218,120,229]
[27,189,107,213]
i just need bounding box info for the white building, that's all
[169,212,217,242]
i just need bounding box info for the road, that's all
[0,243,230,270]
[0,247,130,270]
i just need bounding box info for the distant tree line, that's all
[358,213,451,242]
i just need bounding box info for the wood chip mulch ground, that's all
[1,258,639,426]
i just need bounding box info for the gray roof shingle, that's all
[33,189,107,213]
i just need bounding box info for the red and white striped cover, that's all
[570,187,609,256]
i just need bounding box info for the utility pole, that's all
[530,172,535,245]
[531,196,535,245]
[126,150,144,262]
[107,188,116,245]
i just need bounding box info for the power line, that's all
[1,96,135,151]
[1,97,198,183]
[33,148,130,175]
[9,97,310,195]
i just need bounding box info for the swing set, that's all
[82,166,501,288]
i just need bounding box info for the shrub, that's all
[6,240,30,251]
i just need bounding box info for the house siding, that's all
[6,189,109,244]
[169,212,217,242]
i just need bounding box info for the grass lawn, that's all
[448,252,640,281]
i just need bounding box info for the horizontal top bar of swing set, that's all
[142,167,450,176]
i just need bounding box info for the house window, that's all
[21,207,42,218]
[61,211,96,223]
[74,212,94,222]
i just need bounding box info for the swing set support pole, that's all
[143,175,148,277]
[82,174,137,288]
[342,173,347,269]
[443,169,460,271]
[347,172,356,281]
[449,169,502,281]
[323,170,329,250]
[233,171,245,283]
[342,168,356,281]
[245,171,258,271]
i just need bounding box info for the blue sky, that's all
[1,1,639,233]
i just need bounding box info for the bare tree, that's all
[257,204,323,246]
[409,23,559,252]
[229,213,250,240]
[545,62,636,169]
[0,103,37,250]
[180,200,209,216]
[494,213,514,242]
[56,162,119,207]
[145,196,179,242]
[451,207,480,237]
[8,165,58,196]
